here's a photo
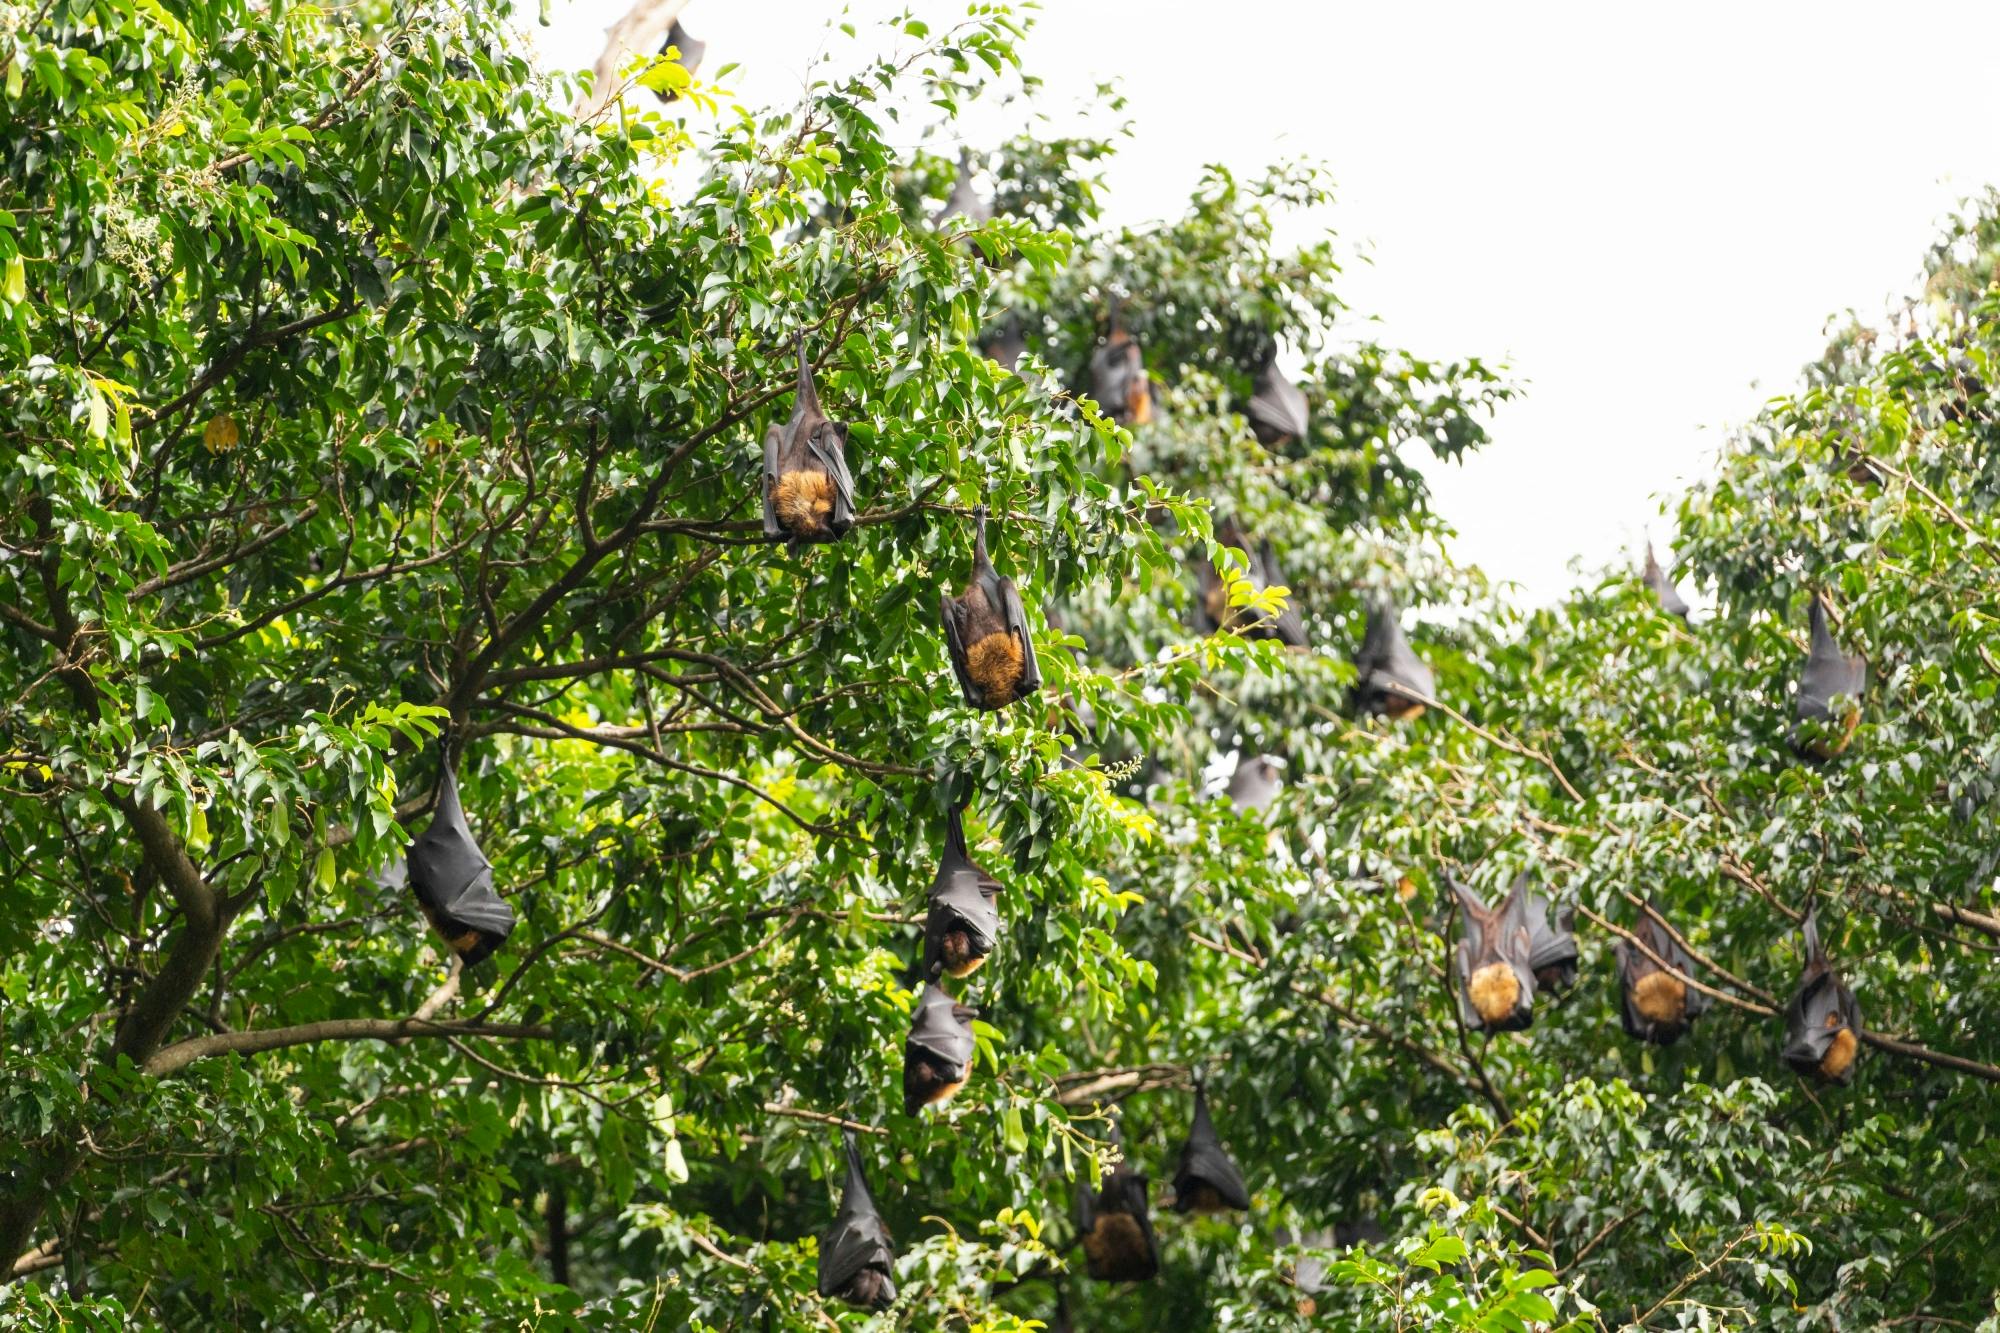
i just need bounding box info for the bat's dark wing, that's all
[907,983,976,1067]
[1523,884,1577,980]
[1642,545,1690,618]
[997,572,1042,697]
[923,840,1002,975]
[1797,598,1867,722]
[1246,366,1309,446]
[761,423,783,539]
[1614,939,1649,1041]
[1354,600,1435,713]
[1192,559,1224,635]
[1225,754,1282,812]
[1781,970,1839,1073]
[808,422,856,533]
[408,768,515,954]
[939,592,983,708]
[818,1137,895,1301]
[1171,1087,1250,1211]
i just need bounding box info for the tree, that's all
[9,0,2000,1329]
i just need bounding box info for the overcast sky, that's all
[532,1,2000,603]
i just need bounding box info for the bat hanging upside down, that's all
[406,758,516,967]
[817,1131,898,1311]
[940,504,1042,710]
[762,334,856,546]
[903,982,978,1115]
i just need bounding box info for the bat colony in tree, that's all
[384,260,1878,1302]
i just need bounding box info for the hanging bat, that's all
[1791,595,1866,760]
[1169,1080,1250,1214]
[762,335,855,546]
[1352,597,1435,718]
[1077,1158,1159,1281]
[1616,900,1711,1046]
[902,982,977,1115]
[1781,908,1863,1085]
[650,19,705,103]
[1225,753,1284,813]
[1642,544,1689,619]
[1245,354,1309,447]
[1523,882,1578,995]
[407,759,516,967]
[1450,874,1536,1033]
[816,1131,898,1311]
[940,504,1042,710]
[1196,519,1307,647]
[1088,297,1154,427]
[922,806,1003,980]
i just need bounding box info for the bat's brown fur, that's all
[842,1269,893,1311]
[1806,708,1861,760]
[1820,1018,1859,1080]
[904,1055,969,1113]
[1179,1183,1230,1215]
[773,470,835,538]
[1380,693,1427,721]
[966,630,1024,706]
[940,928,985,978]
[1083,1212,1151,1275]
[1631,970,1687,1025]
[1126,379,1153,426]
[1467,962,1520,1025]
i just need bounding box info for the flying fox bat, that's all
[1642,544,1690,619]
[1078,1158,1159,1281]
[650,19,705,103]
[1524,883,1578,994]
[922,806,1003,980]
[762,336,855,546]
[1195,519,1307,647]
[1089,298,1155,427]
[1450,874,1536,1033]
[1225,753,1284,813]
[407,758,516,967]
[940,504,1042,710]
[1352,597,1434,719]
[1616,901,1711,1046]
[1791,595,1866,759]
[1169,1081,1251,1214]
[1781,909,1863,1085]
[1245,354,1309,447]
[903,982,977,1115]
[816,1131,898,1311]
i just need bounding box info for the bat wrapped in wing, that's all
[1791,595,1866,759]
[1078,1159,1159,1281]
[1245,353,1309,447]
[902,982,977,1115]
[407,760,515,967]
[1781,909,1863,1085]
[1642,544,1689,619]
[816,1131,898,1311]
[762,336,856,546]
[939,504,1041,710]
[1225,753,1284,813]
[1450,873,1536,1033]
[1524,881,1578,995]
[1351,597,1434,718]
[1195,519,1307,647]
[649,19,705,103]
[1616,900,1711,1046]
[1088,297,1155,427]
[1169,1081,1250,1214]
[922,806,1003,980]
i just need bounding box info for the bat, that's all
[1642,544,1689,619]
[1791,595,1866,760]
[902,981,977,1115]
[1077,1158,1159,1281]
[1195,519,1307,647]
[1781,908,1864,1085]
[1225,753,1283,813]
[1168,1080,1250,1214]
[1449,874,1536,1033]
[1352,597,1434,719]
[1523,882,1578,995]
[407,758,516,967]
[651,19,705,103]
[1088,297,1154,427]
[1616,900,1711,1046]
[762,335,856,546]
[1245,354,1309,447]
[939,504,1042,710]
[816,1131,898,1311]
[922,805,1003,980]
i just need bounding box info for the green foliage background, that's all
[3,1,2000,1329]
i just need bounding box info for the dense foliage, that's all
[6,1,2000,1329]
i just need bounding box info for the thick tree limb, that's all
[144,1018,557,1077]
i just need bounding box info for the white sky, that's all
[532,1,2000,603]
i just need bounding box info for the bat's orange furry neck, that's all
[967,631,1023,705]
[1083,1211,1150,1274]
[1468,962,1520,1025]
[1631,970,1686,1025]
[774,470,834,536]
[1820,1020,1858,1079]
[941,929,985,977]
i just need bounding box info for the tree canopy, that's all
[5,1,2000,1329]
